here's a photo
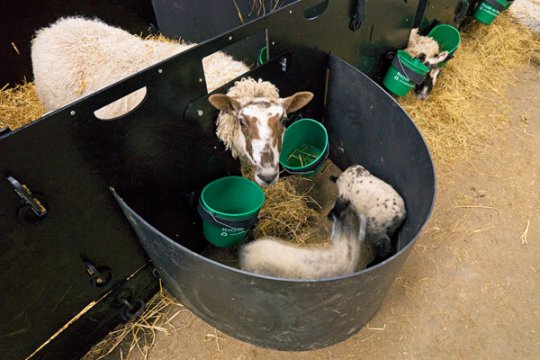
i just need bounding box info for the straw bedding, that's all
[1,11,538,359]
[398,13,539,179]
[0,81,44,130]
[80,281,188,360]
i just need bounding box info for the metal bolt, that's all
[158,68,163,74]
[199,78,203,83]
[228,36,233,41]
[271,41,276,45]
[280,57,288,72]
[197,110,204,117]
[289,10,293,14]
[70,110,76,116]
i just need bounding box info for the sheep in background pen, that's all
[405,28,441,59]
[31,17,314,186]
[405,28,450,100]
[208,78,313,186]
[31,16,250,119]
[329,164,407,266]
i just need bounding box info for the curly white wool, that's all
[31,17,249,119]
[239,212,367,279]
[405,28,440,59]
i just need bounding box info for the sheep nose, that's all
[257,173,278,185]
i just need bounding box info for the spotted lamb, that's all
[329,164,407,265]
[405,28,450,100]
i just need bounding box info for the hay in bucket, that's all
[398,13,539,181]
[0,81,44,130]
[253,175,331,247]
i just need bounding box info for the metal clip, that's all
[280,57,288,72]
[120,297,145,321]
[7,175,47,218]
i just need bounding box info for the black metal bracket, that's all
[454,0,470,23]
[120,298,146,321]
[350,0,367,31]
[6,175,48,219]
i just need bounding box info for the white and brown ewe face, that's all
[209,91,314,186]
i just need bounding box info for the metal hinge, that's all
[6,175,47,219]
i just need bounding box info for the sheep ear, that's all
[433,51,449,64]
[282,91,314,113]
[408,28,419,46]
[208,94,242,113]
[328,197,350,219]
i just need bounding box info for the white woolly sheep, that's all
[329,164,406,265]
[208,78,313,186]
[405,28,441,59]
[31,16,250,119]
[404,28,450,100]
[239,210,367,279]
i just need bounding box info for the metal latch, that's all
[113,288,145,321]
[83,259,113,288]
[7,175,47,219]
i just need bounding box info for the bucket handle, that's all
[392,56,426,85]
[197,200,259,230]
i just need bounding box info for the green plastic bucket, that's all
[428,24,461,68]
[383,50,430,97]
[474,0,509,24]
[198,176,265,247]
[428,24,461,55]
[279,118,329,176]
[258,46,269,65]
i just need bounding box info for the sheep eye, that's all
[238,116,246,127]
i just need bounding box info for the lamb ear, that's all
[208,94,242,113]
[408,28,419,47]
[282,91,314,113]
[328,197,350,219]
[433,51,449,64]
